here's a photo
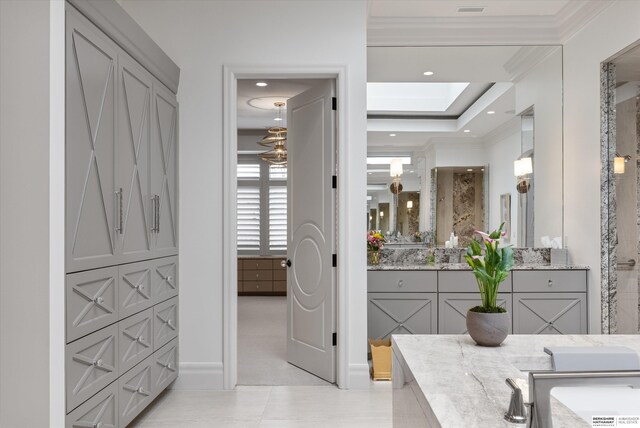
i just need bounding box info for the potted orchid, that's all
[367,230,386,265]
[463,223,514,346]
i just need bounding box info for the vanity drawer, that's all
[243,258,272,270]
[273,258,286,270]
[274,269,287,281]
[119,356,153,427]
[66,324,119,412]
[245,269,273,281]
[119,260,153,319]
[119,308,153,374]
[154,297,178,350]
[152,256,178,304]
[65,381,118,428]
[438,270,512,293]
[512,270,587,293]
[66,266,119,343]
[368,271,437,293]
[152,338,179,396]
[273,281,287,292]
[243,281,273,293]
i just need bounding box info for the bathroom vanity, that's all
[392,335,640,427]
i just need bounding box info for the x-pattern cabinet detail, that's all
[367,268,588,339]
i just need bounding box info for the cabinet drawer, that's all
[273,281,287,292]
[438,270,513,293]
[65,381,118,428]
[243,281,273,292]
[119,260,153,319]
[152,256,178,304]
[513,292,587,334]
[237,269,243,281]
[152,338,179,396]
[66,267,119,343]
[119,308,153,374]
[243,258,272,270]
[154,297,178,350]
[274,269,287,281]
[273,258,286,270]
[512,270,587,293]
[119,356,153,427]
[245,269,272,281]
[438,293,512,334]
[367,292,437,339]
[66,324,119,412]
[367,271,437,292]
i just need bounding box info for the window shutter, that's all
[237,187,261,251]
[268,186,287,251]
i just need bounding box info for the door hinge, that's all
[332,97,337,111]
[332,332,337,346]
[332,254,337,267]
[332,175,337,189]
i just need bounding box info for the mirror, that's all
[367,46,563,247]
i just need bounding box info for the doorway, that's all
[223,67,347,389]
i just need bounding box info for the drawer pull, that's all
[93,359,103,367]
[137,387,149,395]
[93,296,104,304]
[136,284,145,291]
[137,336,144,343]
[93,422,103,428]
[398,280,404,287]
[166,319,173,327]
[256,274,259,278]
[548,280,553,287]
[167,276,173,282]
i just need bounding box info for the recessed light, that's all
[463,129,470,133]
[467,168,473,172]
[389,133,396,137]
[423,71,434,76]
[487,110,495,115]
[256,82,268,87]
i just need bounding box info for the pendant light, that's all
[258,102,288,166]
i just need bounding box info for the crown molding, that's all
[503,46,561,82]
[367,0,612,46]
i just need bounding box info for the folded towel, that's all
[544,346,640,371]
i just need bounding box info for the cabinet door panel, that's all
[65,381,117,428]
[117,52,152,261]
[66,267,119,343]
[119,357,153,427]
[513,293,587,334]
[66,8,117,272]
[119,308,153,374]
[119,260,153,319]
[66,324,118,412]
[368,293,437,339]
[152,338,179,396]
[438,293,512,334]
[152,256,178,304]
[150,82,178,256]
[154,297,178,350]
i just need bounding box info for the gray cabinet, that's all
[152,256,178,303]
[438,293,512,334]
[368,292,437,338]
[118,357,153,427]
[119,260,153,319]
[118,308,153,374]
[513,293,587,334]
[152,338,179,396]
[438,270,512,292]
[66,381,118,428]
[154,297,178,351]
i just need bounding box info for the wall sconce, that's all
[407,200,413,209]
[389,158,403,194]
[614,153,631,174]
[514,157,533,194]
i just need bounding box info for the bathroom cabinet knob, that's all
[167,276,173,282]
[398,280,404,287]
[93,359,103,367]
[138,336,144,343]
[94,296,104,304]
[548,280,553,287]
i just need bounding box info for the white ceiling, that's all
[368,0,571,18]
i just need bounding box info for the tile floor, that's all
[131,295,393,427]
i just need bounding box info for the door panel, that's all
[513,293,587,334]
[117,52,152,261]
[286,81,335,383]
[150,83,178,256]
[66,8,117,272]
[368,293,437,339]
[438,293,512,334]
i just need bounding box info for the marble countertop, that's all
[392,335,640,428]
[368,263,590,271]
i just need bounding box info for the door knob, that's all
[281,259,292,268]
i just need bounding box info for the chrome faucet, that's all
[505,371,640,428]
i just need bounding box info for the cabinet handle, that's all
[155,195,160,233]
[548,280,553,287]
[115,188,123,234]
[398,280,404,288]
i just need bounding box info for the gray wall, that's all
[0,1,51,426]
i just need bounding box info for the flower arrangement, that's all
[463,223,514,313]
[367,230,386,252]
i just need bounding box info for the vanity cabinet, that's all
[438,293,512,334]
[238,257,287,295]
[512,270,588,334]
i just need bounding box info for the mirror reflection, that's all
[367,45,563,248]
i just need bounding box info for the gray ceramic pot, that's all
[466,310,510,347]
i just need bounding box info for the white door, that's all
[286,81,336,383]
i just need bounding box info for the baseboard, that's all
[170,362,224,390]
[348,363,372,389]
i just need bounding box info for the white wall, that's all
[118,0,368,388]
[564,0,640,334]
[0,1,51,425]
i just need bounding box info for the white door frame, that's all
[222,65,348,389]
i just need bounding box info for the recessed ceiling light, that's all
[256,82,268,87]
[389,133,396,137]
[467,168,473,172]
[487,110,495,115]
[423,71,434,76]
[463,129,470,133]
